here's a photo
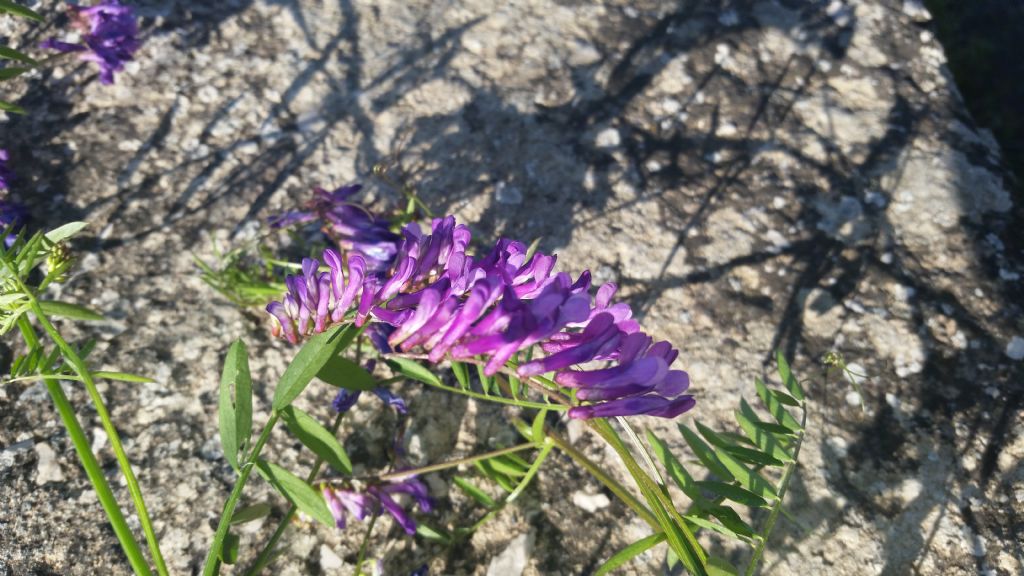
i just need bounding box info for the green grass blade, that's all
[595,532,667,576]
[281,406,352,475]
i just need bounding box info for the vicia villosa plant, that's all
[2,3,853,573]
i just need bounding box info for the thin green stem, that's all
[15,317,153,576]
[245,410,347,576]
[30,302,169,576]
[355,512,379,574]
[744,407,808,576]
[368,442,536,482]
[202,413,281,576]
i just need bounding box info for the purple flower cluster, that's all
[269,184,401,273]
[41,1,140,85]
[0,150,12,191]
[0,150,27,248]
[266,215,694,420]
[322,477,432,535]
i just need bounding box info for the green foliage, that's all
[0,0,43,22]
[193,244,285,308]
[281,405,352,475]
[255,460,334,527]
[317,354,377,391]
[615,351,809,576]
[218,340,253,472]
[272,324,356,411]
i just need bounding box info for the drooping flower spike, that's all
[322,477,432,535]
[269,184,402,273]
[266,214,694,420]
[40,1,140,85]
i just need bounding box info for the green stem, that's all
[202,413,281,576]
[744,408,808,576]
[29,302,169,576]
[355,512,380,574]
[368,442,537,482]
[245,410,347,576]
[16,317,153,576]
[589,419,708,576]
[545,429,658,528]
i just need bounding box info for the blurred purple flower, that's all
[41,1,140,85]
[322,477,431,535]
[267,215,694,420]
[331,389,361,414]
[269,185,401,273]
[0,149,14,191]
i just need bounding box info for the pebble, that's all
[486,533,532,576]
[572,490,611,513]
[319,545,343,571]
[34,443,65,485]
[495,181,523,205]
[595,127,621,148]
[1006,336,1024,361]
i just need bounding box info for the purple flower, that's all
[373,387,408,415]
[331,389,361,414]
[322,477,431,535]
[267,215,695,420]
[269,185,402,273]
[322,486,374,529]
[0,149,13,191]
[41,1,140,85]
[0,200,28,249]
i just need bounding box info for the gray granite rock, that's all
[1,1,1021,575]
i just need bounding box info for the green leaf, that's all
[38,300,106,322]
[705,505,755,539]
[695,422,778,501]
[385,357,442,387]
[317,354,376,391]
[531,409,548,445]
[735,399,793,463]
[488,455,528,478]
[451,361,470,390]
[255,460,334,527]
[92,371,155,384]
[0,67,29,80]
[0,99,25,114]
[682,514,749,542]
[678,424,734,482]
[218,532,239,565]
[453,476,497,509]
[694,481,768,508]
[0,0,43,21]
[475,362,495,395]
[474,460,516,493]
[281,406,352,475]
[218,340,252,472]
[594,532,666,576]
[0,46,36,65]
[768,388,801,407]
[44,222,88,244]
[646,431,710,508]
[273,325,354,411]
[230,503,272,525]
[776,351,805,402]
[755,378,802,432]
[707,555,739,576]
[415,522,451,544]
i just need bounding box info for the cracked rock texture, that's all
[1,1,1022,575]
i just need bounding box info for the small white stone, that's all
[495,181,523,205]
[845,390,863,407]
[572,491,611,513]
[826,436,849,459]
[34,443,65,485]
[319,544,343,571]
[772,196,787,209]
[645,159,662,172]
[885,393,901,410]
[595,127,621,148]
[718,9,739,27]
[1005,336,1024,360]
[902,0,932,22]
[486,533,533,576]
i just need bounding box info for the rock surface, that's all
[1,0,1021,575]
